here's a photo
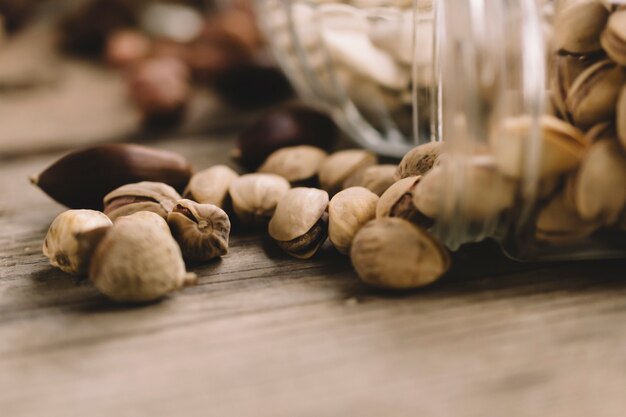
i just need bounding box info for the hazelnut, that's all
[268,188,329,259]
[394,142,443,181]
[228,173,291,225]
[328,187,378,255]
[258,145,328,185]
[319,150,377,195]
[103,181,182,222]
[167,199,231,262]
[184,165,239,208]
[350,218,450,289]
[90,211,196,302]
[343,164,397,196]
[43,210,112,275]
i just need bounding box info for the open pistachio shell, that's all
[328,187,379,255]
[269,187,329,242]
[103,181,182,221]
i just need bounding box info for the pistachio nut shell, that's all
[328,187,379,255]
[553,0,609,54]
[228,173,291,224]
[269,187,329,242]
[350,218,450,289]
[258,145,327,184]
[167,199,231,262]
[585,121,617,144]
[549,52,599,122]
[394,141,443,181]
[103,181,182,221]
[30,144,193,210]
[90,211,196,302]
[184,165,239,208]
[618,86,626,152]
[319,149,377,195]
[535,190,601,244]
[343,164,397,196]
[43,209,112,275]
[600,9,626,66]
[376,176,421,218]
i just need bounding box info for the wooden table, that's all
[2,27,626,417]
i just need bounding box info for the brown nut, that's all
[268,187,329,259]
[566,60,626,128]
[319,150,378,195]
[549,52,600,122]
[30,144,193,210]
[43,210,112,275]
[535,190,601,244]
[90,211,197,302]
[184,165,239,208]
[350,218,450,290]
[103,181,182,221]
[167,199,230,262]
[328,187,379,255]
[394,142,444,181]
[553,0,609,54]
[600,9,626,66]
[258,145,328,185]
[492,115,587,179]
[229,173,291,225]
[376,176,433,227]
[343,164,397,196]
[618,86,626,152]
[572,139,626,224]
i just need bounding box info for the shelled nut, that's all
[184,165,239,208]
[103,181,181,221]
[319,149,377,195]
[328,187,379,255]
[258,145,328,185]
[228,173,290,225]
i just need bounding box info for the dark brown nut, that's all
[106,29,152,67]
[328,187,378,255]
[103,181,182,221]
[128,56,191,127]
[228,173,290,225]
[319,150,378,196]
[535,190,601,244]
[566,60,626,128]
[600,9,626,66]
[549,52,600,122]
[572,139,626,224]
[30,144,193,210]
[553,0,609,54]
[268,188,329,259]
[167,199,230,262]
[234,106,338,170]
[43,210,112,276]
[350,218,450,290]
[618,86,626,152]
[492,115,587,179]
[394,142,444,181]
[184,165,239,208]
[90,211,197,302]
[258,146,327,185]
[343,164,397,196]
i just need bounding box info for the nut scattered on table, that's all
[319,149,377,195]
[103,181,181,221]
[328,187,378,255]
[228,173,291,225]
[184,165,239,208]
[258,145,327,185]
[343,164,397,196]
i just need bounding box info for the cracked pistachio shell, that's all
[269,187,329,242]
[376,176,432,227]
[566,60,626,128]
[350,218,450,289]
[258,145,328,184]
[228,173,290,224]
[492,115,587,179]
[43,210,112,275]
[343,164,397,196]
[394,142,444,181]
[103,181,182,221]
[572,139,626,223]
[553,0,609,54]
[535,190,601,244]
[90,211,196,302]
[600,9,626,66]
[328,187,379,255]
[184,165,239,208]
[167,199,231,262]
[319,150,377,195]
[618,86,626,152]
[549,52,599,122]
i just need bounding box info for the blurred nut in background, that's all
[103,181,182,221]
[535,190,601,244]
[343,164,397,196]
[106,29,152,67]
[600,8,626,66]
[618,86,626,151]
[553,0,608,54]
[328,187,378,255]
[228,173,290,225]
[258,145,327,186]
[394,142,443,180]
[0,0,36,33]
[184,165,239,208]
[319,150,377,196]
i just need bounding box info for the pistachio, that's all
[343,164,397,196]
[572,139,626,223]
[229,173,291,224]
[328,187,378,255]
[492,115,587,179]
[553,0,609,54]
[585,121,617,144]
[167,199,230,262]
[43,210,112,275]
[319,150,378,195]
[549,52,599,122]
[600,9,626,66]
[394,142,444,181]
[258,145,328,185]
[268,188,329,259]
[90,211,197,302]
[566,60,626,128]
[184,165,239,208]
[535,190,601,244]
[30,144,193,210]
[376,176,433,227]
[350,218,450,289]
[618,86,626,151]
[103,181,181,221]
